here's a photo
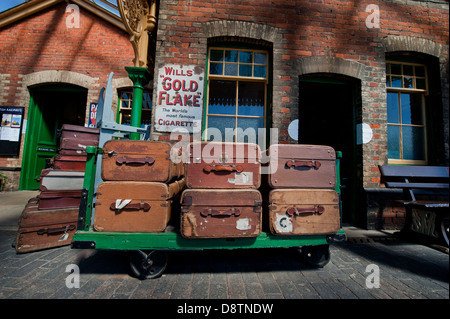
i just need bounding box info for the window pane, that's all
[403,65,414,76]
[210,50,223,61]
[239,51,252,63]
[415,66,425,77]
[403,77,413,89]
[225,63,238,76]
[254,65,266,78]
[402,126,425,161]
[254,52,267,64]
[386,76,391,87]
[387,125,400,159]
[401,93,423,125]
[236,117,264,144]
[387,92,399,123]
[238,82,265,116]
[391,64,402,75]
[225,50,238,63]
[210,62,223,75]
[391,76,402,88]
[206,116,236,142]
[416,78,426,90]
[239,64,252,77]
[208,80,236,115]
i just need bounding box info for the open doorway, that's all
[20,84,87,190]
[298,75,362,225]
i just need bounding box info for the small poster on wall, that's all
[0,106,24,156]
[154,64,204,133]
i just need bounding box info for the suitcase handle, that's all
[116,156,155,165]
[203,164,244,173]
[286,160,321,169]
[200,208,241,217]
[286,205,324,216]
[37,224,76,235]
[109,202,151,212]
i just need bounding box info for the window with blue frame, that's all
[386,61,428,164]
[205,48,268,144]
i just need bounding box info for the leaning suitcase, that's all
[38,190,82,210]
[267,144,336,189]
[101,140,184,182]
[39,169,84,192]
[52,154,87,171]
[268,189,340,235]
[16,205,78,253]
[180,189,262,238]
[59,124,100,155]
[185,142,261,189]
[93,179,185,232]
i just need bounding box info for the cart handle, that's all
[286,160,321,169]
[203,164,244,173]
[116,156,155,165]
[200,208,241,217]
[286,206,324,216]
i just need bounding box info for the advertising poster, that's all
[154,64,204,133]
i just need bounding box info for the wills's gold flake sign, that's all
[155,64,204,132]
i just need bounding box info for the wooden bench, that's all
[378,165,449,246]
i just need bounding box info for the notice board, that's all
[0,106,24,156]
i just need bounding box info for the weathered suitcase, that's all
[38,190,82,210]
[267,144,336,189]
[16,204,78,253]
[180,189,262,238]
[53,154,87,171]
[39,169,84,191]
[93,179,185,232]
[185,142,261,189]
[59,124,100,155]
[101,140,184,182]
[268,189,340,235]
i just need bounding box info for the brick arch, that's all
[21,70,99,123]
[296,56,367,80]
[381,35,448,60]
[201,20,279,44]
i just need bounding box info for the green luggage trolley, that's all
[71,73,345,279]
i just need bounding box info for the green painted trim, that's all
[72,230,328,251]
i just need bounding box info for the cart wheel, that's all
[129,250,168,279]
[299,244,330,268]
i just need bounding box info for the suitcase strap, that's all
[286,205,324,216]
[109,201,151,213]
[286,160,321,169]
[37,224,76,235]
[116,156,155,165]
[203,164,244,173]
[200,208,240,218]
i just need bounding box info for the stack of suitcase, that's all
[181,142,263,238]
[266,144,341,235]
[93,140,185,233]
[16,124,100,253]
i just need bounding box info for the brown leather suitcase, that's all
[39,169,84,191]
[267,144,336,189]
[53,154,87,171]
[93,179,185,232]
[268,189,340,235]
[16,203,78,253]
[185,142,261,189]
[101,140,184,182]
[180,189,262,238]
[38,190,82,210]
[59,124,100,155]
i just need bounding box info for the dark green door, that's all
[20,85,87,190]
